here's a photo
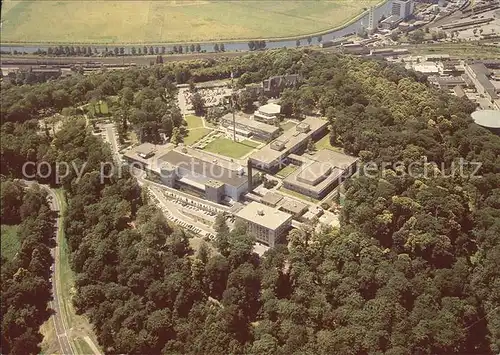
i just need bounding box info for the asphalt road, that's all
[45,188,74,355]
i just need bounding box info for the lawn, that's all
[183,128,212,146]
[0,225,20,261]
[315,133,343,152]
[203,138,260,159]
[0,0,381,44]
[185,115,204,129]
[279,186,320,203]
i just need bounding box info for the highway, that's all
[45,187,74,355]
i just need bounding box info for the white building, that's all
[391,0,414,20]
[235,202,292,247]
[254,103,281,123]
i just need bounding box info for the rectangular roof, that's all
[158,149,250,187]
[221,113,279,134]
[235,202,292,230]
[250,117,328,165]
[279,198,308,216]
[261,192,284,206]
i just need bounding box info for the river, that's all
[0,1,392,54]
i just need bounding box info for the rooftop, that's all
[250,116,328,165]
[158,148,252,187]
[221,113,279,134]
[123,143,172,165]
[261,192,284,207]
[279,198,308,216]
[235,201,292,230]
[283,150,358,194]
[471,110,500,129]
[258,103,281,115]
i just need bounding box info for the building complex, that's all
[220,113,280,141]
[249,116,328,172]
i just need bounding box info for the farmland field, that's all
[0,0,381,44]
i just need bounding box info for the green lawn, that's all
[279,186,319,203]
[276,164,298,178]
[0,0,381,44]
[183,128,212,146]
[203,138,259,159]
[1,225,20,261]
[281,121,297,131]
[315,133,343,152]
[185,115,204,129]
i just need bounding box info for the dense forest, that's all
[1,180,56,354]
[1,49,499,354]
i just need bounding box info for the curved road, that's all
[45,187,75,355]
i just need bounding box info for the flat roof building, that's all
[465,63,498,101]
[220,113,280,141]
[156,147,258,202]
[123,143,173,168]
[254,103,281,123]
[249,116,328,172]
[279,199,308,218]
[283,149,358,200]
[235,201,292,247]
[261,191,284,207]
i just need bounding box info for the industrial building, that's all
[249,116,328,172]
[122,143,172,169]
[283,149,358,200]
[235,201,292,247]
[472,110,500,135]
[253,103,281,123]
[220,113,280,141]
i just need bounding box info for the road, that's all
[45,187,74,355]
[103,123,121,163]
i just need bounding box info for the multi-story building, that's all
[157,147,258,202]
[220,113,280,141]
[253,103,281,123]
[392,0,414,19]
[249,117,328,172]
[235,201,292,247]
[283,149,358,200]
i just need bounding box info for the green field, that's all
[203,138,260,158]
[183,128,212,145]
[185,115,204,129]
[316,133,343,152]
[0,225,20,261]
[0,0,381,44]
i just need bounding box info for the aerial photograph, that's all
[1,0,499,354]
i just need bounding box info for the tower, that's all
[247,159,253,191]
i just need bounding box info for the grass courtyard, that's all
[276,164,298,178]
[1,0,381,44]
[203,138,260,159]
[1,225,20,261]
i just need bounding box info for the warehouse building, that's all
[220,113,280,141]
[235,201,292,247]
[283,149,358,199]
[249,117,328,172]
